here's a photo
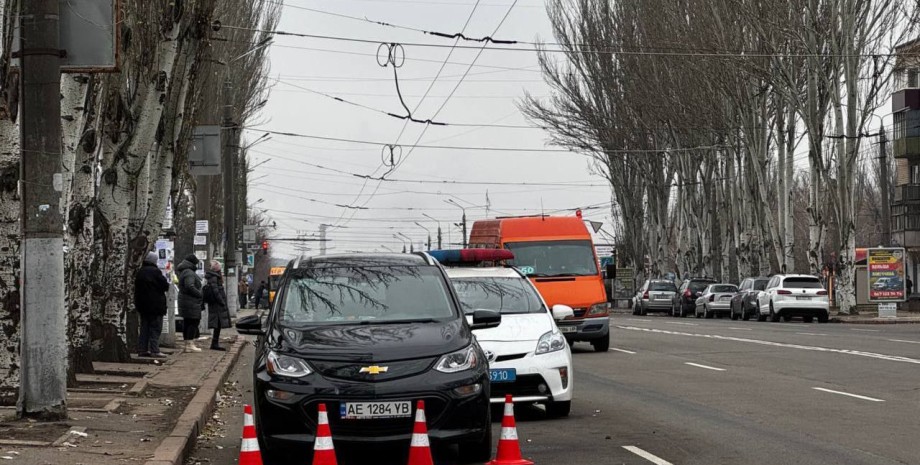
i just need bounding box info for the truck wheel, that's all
[592,334,610,352]
[546,401,571,418]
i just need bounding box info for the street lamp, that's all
[445,199,468,247]
[422,213,443,249]
[393,234,408,253]
[397,232,414,252]
[414,222,432,250]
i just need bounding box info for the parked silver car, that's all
[634,280,679,315]
[695,284,739,319]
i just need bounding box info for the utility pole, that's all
[880,126,891,246]
[19,0,67,419]
[319,224,328,255]
[221,77,238,318]
[423,213,442,249]
[461,211,468,248]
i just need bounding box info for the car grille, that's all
[495,353,527,363]
[490,374,549,398]
[302,394,449,437]
[572,308,587,318]
[310,357,437,382]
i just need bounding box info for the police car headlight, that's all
[266,351,312,378]
[436,346,479,373]
[536,331,566,355]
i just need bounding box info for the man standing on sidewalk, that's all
[238,279,249,309]
[205,261,231,351]
[177,254,204,352]
[135,252,169,358]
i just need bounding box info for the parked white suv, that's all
[756,274,829,323]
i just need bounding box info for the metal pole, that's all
[320,224,328,255]
[196,177,211,336]
[19,0,67,419]
[221,77,238,318]
[880,126,891,246]
[462,210,468,248]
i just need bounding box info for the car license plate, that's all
[340,401,412,420]
[559,325,577,334]
[654,294,667,300]
[797,296,811,301]
[489,368,516,383]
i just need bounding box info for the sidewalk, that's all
[831,311,920,324]
[0,331,245,465]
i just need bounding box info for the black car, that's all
[671,277,717,318]
[730,277,769,321]
[236,253,500,464]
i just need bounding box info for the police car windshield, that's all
[280,266,455,325]
[505,240,598,277]
[452,277,545,314]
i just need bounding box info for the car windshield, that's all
[711,285,738,293]
[689,281,714,292]
[451,277,545,314]
[754,279,769,291]
[505,240,599,277]
[783,277,823,289]
[650,282,677,292]
[279,266,455,325]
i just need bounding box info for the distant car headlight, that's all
[587,303,609,316]
[266,351,312,378]
[436,346,479,373]
[536,331,566,355]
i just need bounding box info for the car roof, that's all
[775,274,820,279]
[708,283,737,287]
[291,253,434,269]
[444,267,523,279]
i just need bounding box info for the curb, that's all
[831,318,920,325]
[144,336,246,465]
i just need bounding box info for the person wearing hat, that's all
[135,252,169,358]
[177,254,204,352]
[204,261,231,351]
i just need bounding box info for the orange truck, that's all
[468,215,611,352]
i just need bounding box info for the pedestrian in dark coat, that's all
[135,252,169,358]
[205,261,231,351]
[177,254,203,352]
[254,281,267,309]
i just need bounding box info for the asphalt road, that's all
[189,315,920,465]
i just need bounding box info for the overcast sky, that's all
[246,0,612,257]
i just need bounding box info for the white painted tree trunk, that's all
[0,118,20,403]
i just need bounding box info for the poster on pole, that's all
[195,220,209,234]
[193,235,207,246]
[867,247,906,303]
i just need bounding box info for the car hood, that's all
[274,319,470,362]
[466,312,554,343]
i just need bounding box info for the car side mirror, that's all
[552,304,575,321]
[236,314,265,336]
[470,309,502,330]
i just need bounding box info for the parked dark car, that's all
[672,278,717,318]
[235,253,500,464]
[730,277,770,321]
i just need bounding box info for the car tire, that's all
[704,306,713,319]
[459,414,493,463]
[818,312,829,323]
[640,308,648,316]
[757,306,767,322]
[782,315,792,322]
[803,316,814,323]
[592,333,610,352]
[731,309,739,321]
[633,305,640,316]
[741,306,751,321]
[546,400,571,418]
[770,305,781,323]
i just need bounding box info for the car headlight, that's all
[266,351,312,378]
[536,331,566,355]
[436,346,479,373]
[587,303,609,316]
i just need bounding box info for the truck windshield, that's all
[451,277,545,314]
[280,266,455,325]
[506,240,599,277]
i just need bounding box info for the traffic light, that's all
[261,241,269,255]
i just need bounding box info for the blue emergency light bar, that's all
[428,249,514,264]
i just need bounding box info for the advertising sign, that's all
[867,247,906,303]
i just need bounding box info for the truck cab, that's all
[468,215,610,352]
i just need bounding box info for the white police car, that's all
[432,250,575,418]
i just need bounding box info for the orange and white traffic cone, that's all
[312,403,338,465]
[239,404,263,465]
[407,400,434,465]
[488,395,533,465]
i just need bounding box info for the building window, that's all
[910,68,919,88]
[913,164,920,184]
[895,111,907,140]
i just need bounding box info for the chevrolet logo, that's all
[359,365,389,375]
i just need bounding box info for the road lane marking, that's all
[888,339,920,344]
[666,321,699,326]
[623,446,674,465]
[685,362,726,372]
[616,325,920,366]
[727,327,752,331]
[610,348,636,354]
[812,387,884,402]
[797,332,827,336]
[624,318,651,323]
[851,328,881,332]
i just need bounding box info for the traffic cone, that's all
[240,404,263,465]
[407,400,434,465]
[313,403,338,465]
[488,395,533,465]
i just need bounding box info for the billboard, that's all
[867,247,906,303]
